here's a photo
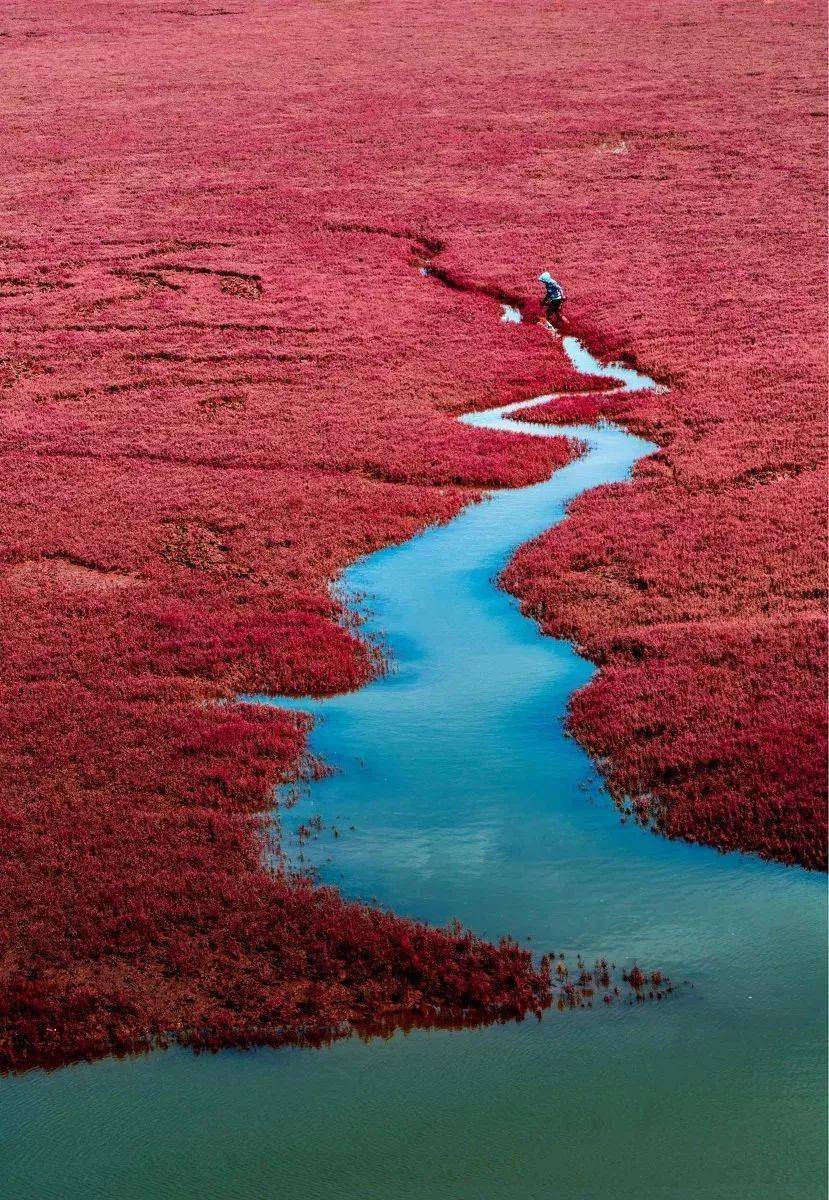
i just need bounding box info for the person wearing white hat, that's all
[539,271,565,319]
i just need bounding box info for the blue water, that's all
[1,310,825,1200]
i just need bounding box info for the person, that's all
[539,271,565,319]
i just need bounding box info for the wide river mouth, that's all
[2,300,826,1200]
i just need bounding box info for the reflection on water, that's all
[1,314,825,1200]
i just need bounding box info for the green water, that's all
[2,322,825,1199]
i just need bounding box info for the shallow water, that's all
[2,312,825,1200]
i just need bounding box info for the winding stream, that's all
[1,290,825,1200]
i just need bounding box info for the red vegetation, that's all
[514,385,647,428]
[0,0,825,1067]
[504,408,826,868]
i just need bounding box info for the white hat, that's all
[539,271,554,284]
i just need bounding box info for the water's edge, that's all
[246,291,660,929]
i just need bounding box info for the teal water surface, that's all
[2,310,825,1200]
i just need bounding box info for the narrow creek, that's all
[2,285,825,1200]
